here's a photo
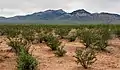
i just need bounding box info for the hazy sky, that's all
[0,0,120,17]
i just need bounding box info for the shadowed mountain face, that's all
[0,9,120,24]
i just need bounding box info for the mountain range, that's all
[0,9,120,24]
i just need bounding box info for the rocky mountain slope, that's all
[0,9,120,23]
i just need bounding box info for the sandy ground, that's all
[1,36,120,70]
[0,36,17,70]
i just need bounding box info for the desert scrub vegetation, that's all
[78,28,111,51]
[94,28,111,51]
[54,28,71,39]
[66,29,77,42]
[54,46,67,57]
[8,38,27,55]
[45,34,61,51]
[18,47,38,70]
[21,30,35,43]
[35,32,46,43]
[0,24,120,69]
[67,35,77,42]
[74,48,97,69]
[78,29,98,48]
[8,38,38,70]
[114,29,120,38]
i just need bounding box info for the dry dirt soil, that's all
[0,36,120,70]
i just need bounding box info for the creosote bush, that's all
[54,46,67,57]
[74,48,97,69]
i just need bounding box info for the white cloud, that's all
[0,0,120,17]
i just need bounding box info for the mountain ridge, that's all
[0,9,120,24]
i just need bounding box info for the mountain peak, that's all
[56,9,66,13]
[70,9,91,17]
[71,9,91,14]
[56,9,64,11]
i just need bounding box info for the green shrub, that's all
[67,35,77,42]
[36,33,46,43]
[5,29,21,38]
[95,39,108,51]
[100,28,111,41]
[54,46,66,57]
[18,47,38,70]
[45,34,61,51]
[114,30,120,37]
[74,48,97,69]
[67,29,77,42]
[8,37,38,70]
[8,38,27,55]
[95,29,111,51]
[55,28,71,39]
[79,29,99,48]
[22,31,35,43]
[78,28,110,51]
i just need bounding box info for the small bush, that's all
[74,48,97,69]
[67,35,77,42]
[36,33,46,43]
[95,29,111,51]
[79,29,98,48]
[78,28,110,51]
[55,28,71,39]
[8,38,27,55]
[67,29,77,42]
[8,38,38,70]
[114,30,120,37]
[45,34,61,51]
[5,29,21,38]
[54,46,66,57]
[18,47,38,70]
[22,31,35,43]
